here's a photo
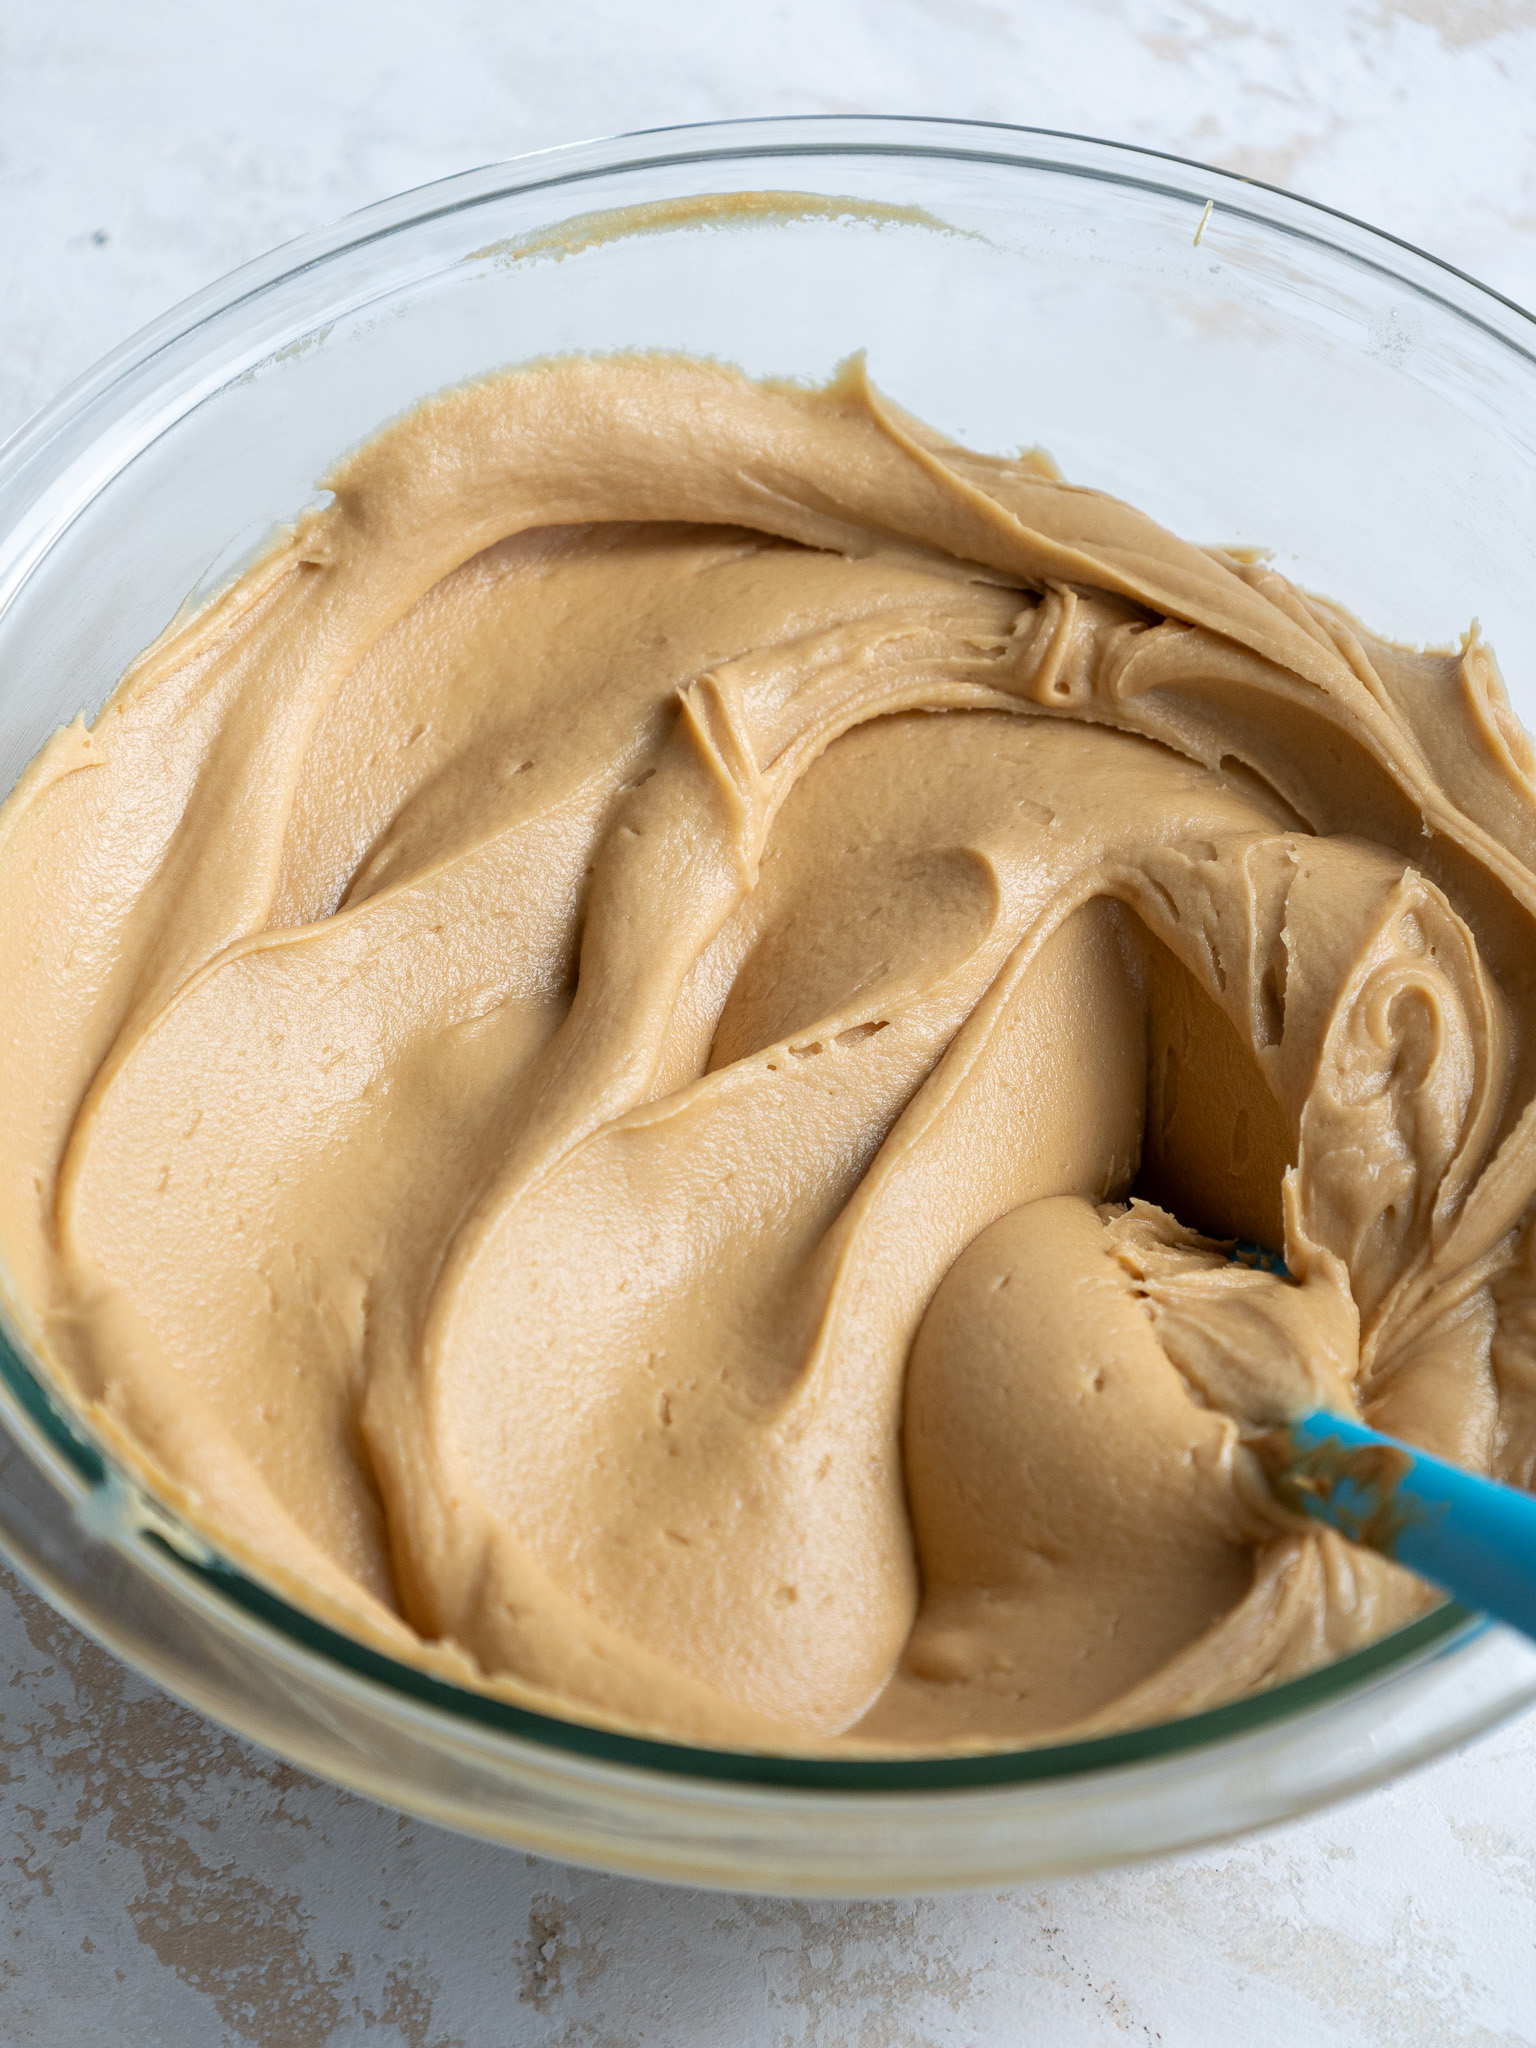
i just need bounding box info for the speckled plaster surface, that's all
[3,3,1536,2041]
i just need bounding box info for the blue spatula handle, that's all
[1277,1409,1536,1642]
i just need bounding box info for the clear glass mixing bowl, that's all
[3,116,1536,1897]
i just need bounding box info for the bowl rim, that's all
[4,109,1535,490]
[0,110,1522,1794]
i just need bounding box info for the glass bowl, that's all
[3,115,1536,1898]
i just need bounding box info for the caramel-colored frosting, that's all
[5,355,1536,1753]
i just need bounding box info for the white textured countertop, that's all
[4,3,1536,2041]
